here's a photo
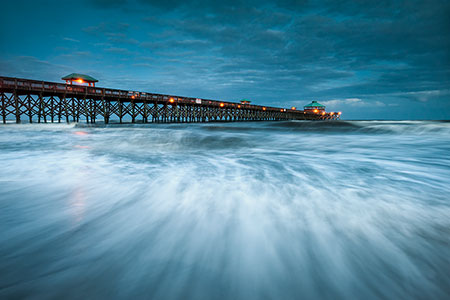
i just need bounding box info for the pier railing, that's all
[0,76,340,123]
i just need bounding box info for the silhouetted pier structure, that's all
[0,76,340,124]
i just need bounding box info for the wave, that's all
[71,120,450,136]
[263,120,450,135]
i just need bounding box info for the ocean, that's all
[0,120,449,299]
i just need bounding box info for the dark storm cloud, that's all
[132,0,450,96]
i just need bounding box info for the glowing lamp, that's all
[338,112,342,115]
[313,109,318,113]
[262,107,266,111]
[220,103,225,107]
[330,112,334,115]
[169,98,175,103]
[238,105,241,108]
[291,106,296,110]
[322,112,325,115]
[77,79,84,84]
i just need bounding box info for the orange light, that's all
[322,112,325,115]
[131,95,135,99]
[330,112,334,116]
[220,103,224,107]
[262,107,266,111]
[169,98,175,103]
[238,105,241,108]
[338,112,342,115]
[280,109,283,112]
[313,109,318,113]
[77,79,84,84]
[74,131,88,136]
[291,106,296,110]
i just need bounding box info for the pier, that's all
[0,76,340,124]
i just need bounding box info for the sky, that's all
[0,0,449,119]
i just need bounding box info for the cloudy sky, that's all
[1,0,449,119]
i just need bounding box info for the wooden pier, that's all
[0,76,340,124]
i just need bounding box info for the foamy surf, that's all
[0,121,449,299]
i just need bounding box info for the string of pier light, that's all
[165,96,281,112]
[129,94,342,118]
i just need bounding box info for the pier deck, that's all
[0,76,339,124]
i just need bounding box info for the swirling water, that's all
[0,121,449,299]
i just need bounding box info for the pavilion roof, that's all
[61,73,98,82]
[304,101,325,108]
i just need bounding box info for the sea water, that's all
[0,121,449,299]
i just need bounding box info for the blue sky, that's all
[1,0,449,119]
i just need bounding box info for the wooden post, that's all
[57,96,62,123]
[14,92,20,123]
[119,101,123,124]
[72,98,76,122]
[88,98,93,123]
[84,97,89,123]
[103,98,109,124]
[92,99,96,123]
[50,96,54,123]
[37,93,42,123]
[27,95,33,123]
[1,93,6,124]
[43,95,48,123]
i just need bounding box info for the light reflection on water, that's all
[0,121,449,299]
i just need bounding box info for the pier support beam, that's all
[1,93,6,124]
[103,98,109,124]
[14,92,20,123]
[119,101,123,124]
[27,95,32,123]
